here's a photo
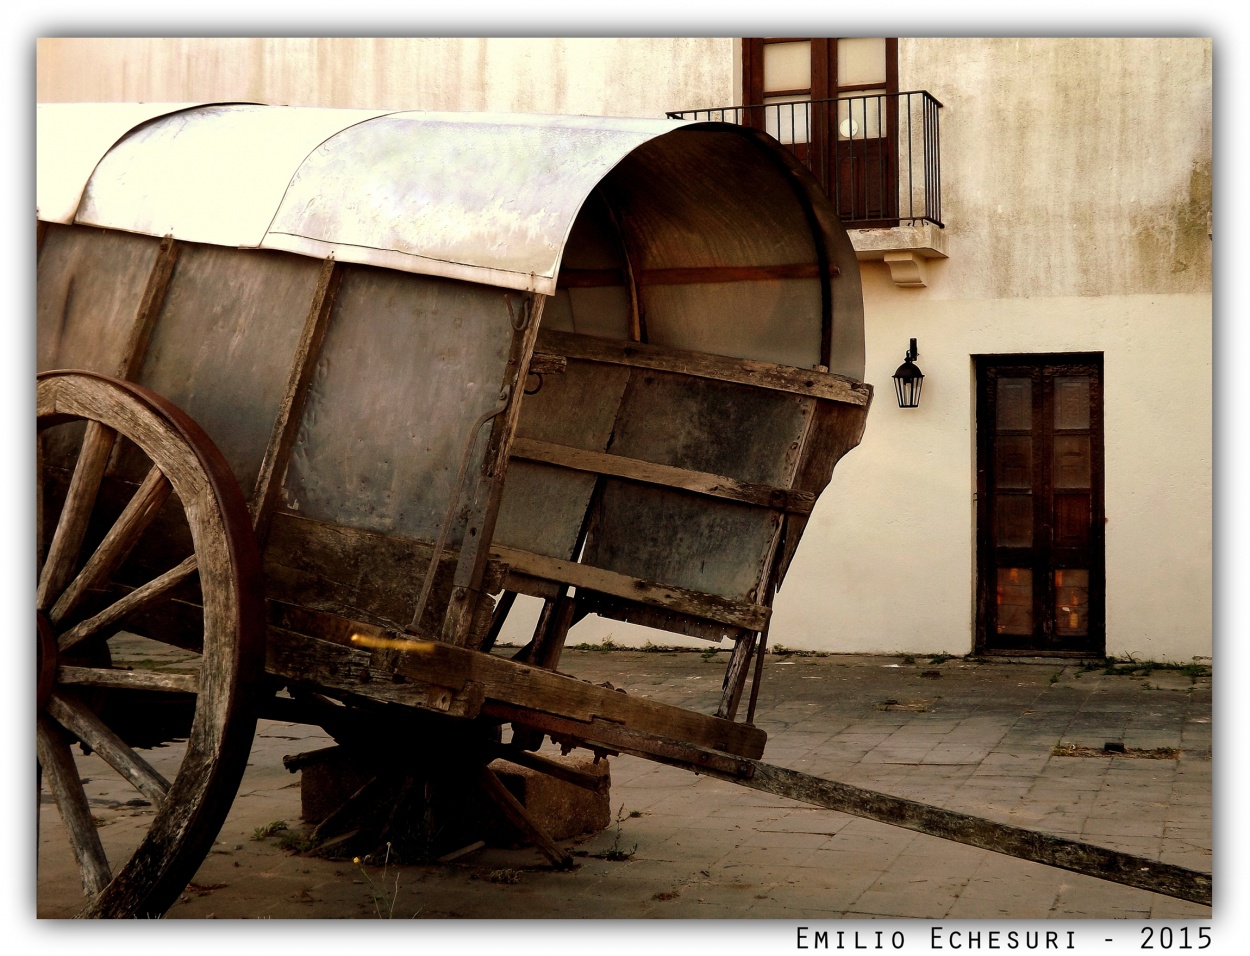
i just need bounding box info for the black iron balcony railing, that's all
[668,90,943,230]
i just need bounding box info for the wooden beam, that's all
[117,235,179,381]
[640,262,834,284]
[556,263,835,288]
[441,294,547,647]
[56,664,198,694]
[491,545,771,633]
[538,329,871,407]
[266,603,768,759]
[510,438,815,515]
[635,752,1211,908]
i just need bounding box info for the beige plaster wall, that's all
[896,37,1212,300]
[36,37,736,117]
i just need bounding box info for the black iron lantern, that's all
[892,338,924,408]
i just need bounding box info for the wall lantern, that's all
[892,338,924,408]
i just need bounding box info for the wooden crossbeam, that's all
[510,438,815,515]
[490,546,771,633]
[537,329,871,406]
[557,262,835,288]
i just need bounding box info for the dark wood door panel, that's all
[976,355,1104,655]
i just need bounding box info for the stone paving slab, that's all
[36,650,1212,919]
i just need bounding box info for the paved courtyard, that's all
[36,649,1212,920]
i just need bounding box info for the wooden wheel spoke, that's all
[47,693,172,807]
[37,371,263,917]
[37,421,118,612]
[57,664,199,694]
[50,465,173,626]
[58,555,198,654]
[37,716,112,896]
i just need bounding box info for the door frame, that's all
[974,352,1106,657]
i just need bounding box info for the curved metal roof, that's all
[38,103,699,295]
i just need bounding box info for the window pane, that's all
[1053,494,1090,548]
[996,377,1032,431]
[995,436,1033,489]
[1054,435,1091,488]
[764,95,811,145]
[837,38,886,86]
[836,90,886,140]
[763,41,811,92]
[997,567,1033,636]
[1055,568,1089,637]
[1054,375,1091,430]
[997,494,1032,547]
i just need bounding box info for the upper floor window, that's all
[742,38,901,227]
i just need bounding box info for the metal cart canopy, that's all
[36,102,863,380]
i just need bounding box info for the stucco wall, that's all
[36,37,737,117]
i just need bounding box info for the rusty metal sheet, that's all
[75,104,392,249]
[36,102,208,224]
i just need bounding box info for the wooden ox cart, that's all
[36,103,1208,918]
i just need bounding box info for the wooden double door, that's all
[975,355,1105,655]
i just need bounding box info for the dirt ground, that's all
[35,649,1213,921]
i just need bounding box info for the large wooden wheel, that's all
[36,371,264,918]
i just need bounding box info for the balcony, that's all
[669,91,946,286]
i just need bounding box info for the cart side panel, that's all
[282,265,517,544]
[492,357,631,559]
[37,225,165,472]
[37,224,161,376]
[580,371,813,601]
[136,244,324,495]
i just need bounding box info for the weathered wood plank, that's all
[442,295,548,647]
[268,604,767,759]
[491,545,771,632]
[49,465,172,625]
[775,396,873,582]
[490,747,611,794]
[558,262,835,287]
[537,329,871,406]
[510,438,815,515]
[262,511,506,638]
[250,258,342,543]
[573,594,747,644]
[484,701,759,778]
[265,627,486,719]
[56,665,199,694]
[48,692,172,806]
[116,235,180,381]
[37,421,118,612]
[715,632,758,721]
[37,715,112,896]
[620,746,1212,907]
[57,555,198,654]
